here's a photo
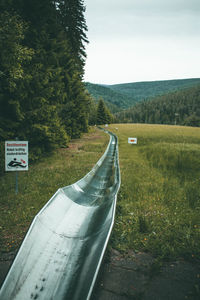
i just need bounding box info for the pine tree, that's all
[96,99,112,125]
[56,0,88,76]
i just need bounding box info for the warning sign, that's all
[128,137,137,144]
[5,141,28,171]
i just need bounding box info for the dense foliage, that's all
[0,0,90,168]
[116,85,200,126]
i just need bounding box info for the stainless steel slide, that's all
[0,130,120,300]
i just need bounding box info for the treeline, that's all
[110,78,200,102]
[116,85,200,127]
[0,0,90,169]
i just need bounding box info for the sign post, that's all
[16,171,18,195]
[5,141,28,194]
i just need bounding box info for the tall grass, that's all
[109,124,200,261]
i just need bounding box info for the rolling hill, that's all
[85,82,135,111]
[115,84,200,126]
[85,78,200,111]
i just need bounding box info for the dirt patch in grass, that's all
[1,248,199,300]
[66,142,83,151]
[83,134,104,140]
[91,249,200,300]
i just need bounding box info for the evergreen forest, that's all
[115,85,200,127]
[85,78,200,111]
[0,0,91,167]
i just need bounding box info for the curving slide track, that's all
[0,130,120,300]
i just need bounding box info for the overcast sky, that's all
[84,0,200,84]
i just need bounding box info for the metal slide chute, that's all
[0,130,120,300]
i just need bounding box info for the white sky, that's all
[84,0,200,84]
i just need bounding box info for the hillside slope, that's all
[85,78,200,111]
[85,82,136,110]
[109,78,200,101]
[116,84,200,126]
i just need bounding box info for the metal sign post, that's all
[5,141,28,194]
[16,171,18,195]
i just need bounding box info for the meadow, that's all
[109,124,200,261]
[0,124,200,263]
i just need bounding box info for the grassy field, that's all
[109,124,200,261]
[0,124,200,263]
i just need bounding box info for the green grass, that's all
[1,124,200,263]
[0,128,109,253]
[109,124,200,261]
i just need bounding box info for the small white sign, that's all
[5,141,28,171]
[128,137,137,144]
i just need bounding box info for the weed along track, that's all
[0,131,120,300]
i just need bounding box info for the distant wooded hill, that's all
[85,78,200,112]
[85,82,134,112]
[115,84,200,127]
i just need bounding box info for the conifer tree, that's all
[96,99,112,125]
[56,0,88,76]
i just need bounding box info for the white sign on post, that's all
[128,137,137,144]
[5,141,28,171]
